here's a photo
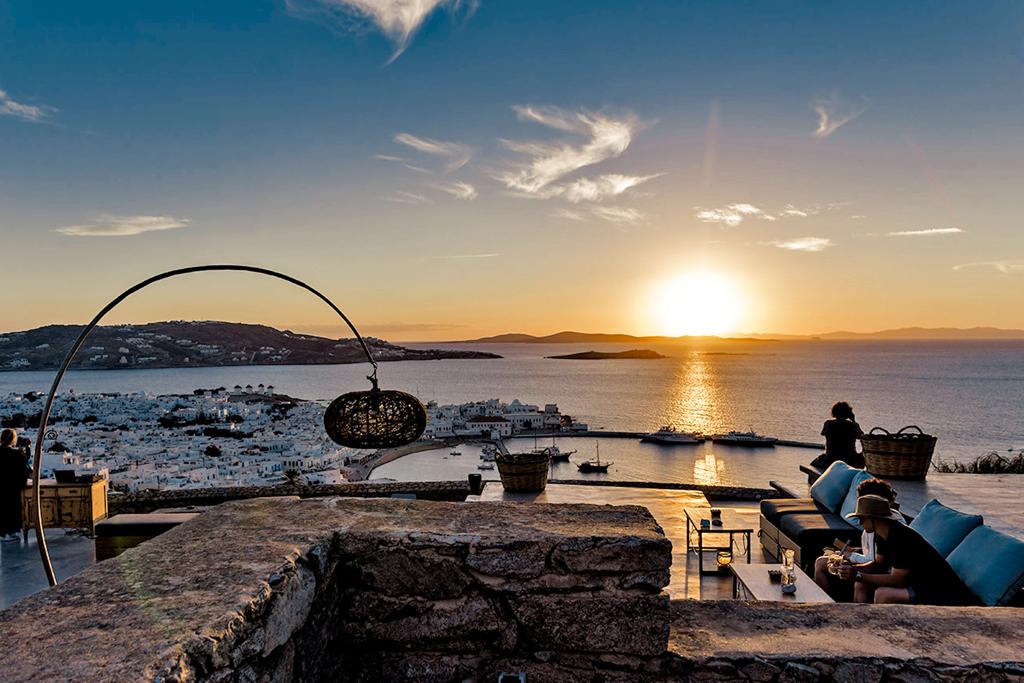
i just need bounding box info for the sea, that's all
[2,340,1022,487]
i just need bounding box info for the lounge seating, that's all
[760,463,1024,606]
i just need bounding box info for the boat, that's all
[710,430,777,447]
[577,442,612,473]
[477,462,495,470]
[640,426,705,445]
[546,445,576,462]
[450,450,462,456]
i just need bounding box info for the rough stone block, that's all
[551,535,672,575]
[509,593,670,656]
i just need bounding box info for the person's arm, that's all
[855,566,908,588]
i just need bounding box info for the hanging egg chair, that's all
[324,375,426,449]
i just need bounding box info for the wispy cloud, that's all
[374,153,429,173]
[497,105,644,199]
[0,88,56,123]
[770,237,834,252]
[430,252,500,260]
[887,228,964,237]
[559,173,661,203]
[552,208,586,221]
[590,206,644,225]
[432,181,477,200]
[695,202,829,227]
[696,203,770,227]
[284,0,475,62]
[388,191,431,204]
[394,132,471,171]
[56,215,189,237]
[952,260,1024,274]
[812,93,869,138]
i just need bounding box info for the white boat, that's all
[477,462,495,470]
[710,430,777,447]
[640,426,705,445]
[450,450,462,456]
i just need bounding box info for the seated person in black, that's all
[813,401,864,469]
[844,494,974,605]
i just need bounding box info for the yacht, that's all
[450,449,462,456]
[641,426,705,445]
[710,430,777,447]
[477,462,495,470]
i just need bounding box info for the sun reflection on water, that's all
[666,352,721,435]
[692,450,726,485]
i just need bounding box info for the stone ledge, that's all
[666,600,1024,681]
[0,496,671,681]
[108,480,471,514]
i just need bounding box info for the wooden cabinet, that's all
[22,480,109,538]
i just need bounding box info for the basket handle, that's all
[896,425,924,435]
[867,427,891,436]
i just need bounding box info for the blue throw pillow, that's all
[838,470,874,529]
[809,461,858,512]
[909,499,984,558]
[947,526,1024,606]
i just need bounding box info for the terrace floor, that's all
[0,530,95,610]
[469,482,771,600]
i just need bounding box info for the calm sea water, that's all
[2,340,1022,466]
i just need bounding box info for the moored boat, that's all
[710,430,777,447]
[641,426,705,445]
[577,442,612,473]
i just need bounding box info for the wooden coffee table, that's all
[731,563,834,603]
[684,507,753,576]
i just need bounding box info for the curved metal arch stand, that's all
[31,264,377,586]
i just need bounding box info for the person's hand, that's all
[841,548,854,560]
[836,563,856,581]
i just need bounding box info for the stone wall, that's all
[0,497,672,681]
[108,480,471,514]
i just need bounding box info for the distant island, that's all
[547,349,667,360]
[0,321,501,372]
[457,326,1024,343]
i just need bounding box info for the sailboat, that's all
[533,434,576,462]
[577,441,612,473]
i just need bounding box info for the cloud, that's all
[432,181,477,200]
[394,132,471,171]
[887,228,964,237]
[770,237,834,252]
[590,206,644,225]
[812,93,869,138]
[695,203,770,227]
[0,88,56,123]
[556,173,662,203]
[284,0,475,62]
[497,105,643,198]
[388,191,431,204]
[695,202,830,227]
[552,208,585,221]
[431,252,500,259]
[952,260,1024,274]
[56,215,189,237]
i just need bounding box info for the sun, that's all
[651,270,745,337]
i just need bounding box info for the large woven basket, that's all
[860,426,937,480]
[496,451,551,492]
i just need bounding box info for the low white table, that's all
[731,563,834,603]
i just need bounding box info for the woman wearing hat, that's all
[845,494,972,605]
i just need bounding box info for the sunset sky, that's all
[2,1,1023,340]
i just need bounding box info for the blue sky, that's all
[2,1,1023,338]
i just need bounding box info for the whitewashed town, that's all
[0,386,586,491]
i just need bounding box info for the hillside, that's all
[459,327,1024,343]
[0,321,500,372]
[546,349,667,360]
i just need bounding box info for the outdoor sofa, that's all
[759,461,1024,606]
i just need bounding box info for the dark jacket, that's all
[0,445,29,534]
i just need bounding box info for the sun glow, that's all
[651,271,745,337]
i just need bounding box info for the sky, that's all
[1,1,1023,340]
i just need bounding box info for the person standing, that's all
[812,401,864,469]
[0,428,30,541]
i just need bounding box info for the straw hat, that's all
[845,494,904,522]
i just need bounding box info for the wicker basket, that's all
[860,426,937,480]
[496,451,551,492]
